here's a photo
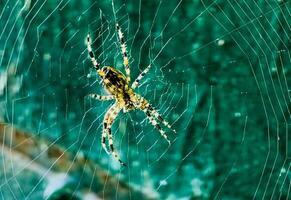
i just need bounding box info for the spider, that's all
[86,23,176,166]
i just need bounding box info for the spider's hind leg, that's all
[86,33,100,70]
[131,64,152,89]
[116,23,130,83]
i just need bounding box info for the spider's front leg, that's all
[136,97,176,144]
[116,23,130,83]
[86,93,114,153]
[103,103,126,166]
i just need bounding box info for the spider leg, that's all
[87,94,113,154]
[131,64,152,89]
[146,111,170,144]
[116,23,130,83]
[137,97,174,144]
[87,93,114,101]
[87,33,100,70]
[146,105,177,134]
[103,103,126,166]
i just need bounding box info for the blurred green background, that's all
[0,0,290,199]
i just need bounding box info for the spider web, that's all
[0,0,290,199]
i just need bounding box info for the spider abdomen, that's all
[99,66,136,110]
[99,66,128,94]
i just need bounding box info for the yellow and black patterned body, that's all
[86,25,176,166]
[98,66,137,111]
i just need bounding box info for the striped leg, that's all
[131,64,152,89]
[145,110,170,144]
[116,23,130,83]
[146,105,176,134]
[87,33,100,70]
[137,97,174,144]
[103,103,126,166]
[88,94,114,101]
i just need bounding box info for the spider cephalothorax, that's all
[86,24,176,166]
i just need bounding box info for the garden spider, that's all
[86,23,176,166]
